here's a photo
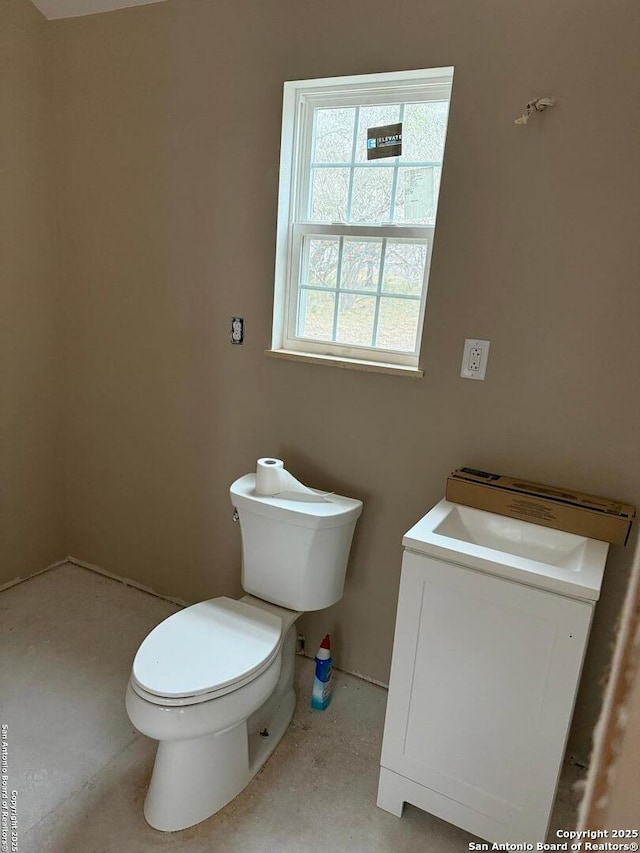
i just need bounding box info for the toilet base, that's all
[144,722,250,832]
[248,682,296,776]
[142,627,297,832]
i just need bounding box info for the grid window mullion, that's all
[295,235,311,337]
[371,238,388,346]
[311,160,442,169]
[344,106,360,224]
[301,284,419,300]
[331,236,345,341]
[388,102,405,224]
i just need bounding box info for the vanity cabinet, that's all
[377,547,595,844]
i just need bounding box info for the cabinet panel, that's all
[380,551,593,841]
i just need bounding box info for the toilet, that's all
[125,469,362,832]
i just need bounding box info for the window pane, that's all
[340,239,382,292]
[313,108,356,164]
[280,70,454,364]
[401,101,449,162]
[355,105,401,162]
[335,294,376,347]
[393,167,437,225]
[310,167,349,221]
[350,167,393,223]
[305,237,339,288]
[297,289,335,340]
[375,297,421,352]
[382,240,428,296]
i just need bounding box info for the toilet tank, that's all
[230,474,363,611]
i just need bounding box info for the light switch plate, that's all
[461,339,490,380]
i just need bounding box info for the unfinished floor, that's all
[1,563,584,853]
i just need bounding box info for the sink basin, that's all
[403,499,609,600]
[434,504,590,569]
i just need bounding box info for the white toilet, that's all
[125,469,362,832]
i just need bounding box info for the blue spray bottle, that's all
[311,634,333,710]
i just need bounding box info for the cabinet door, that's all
[380,551,593,839]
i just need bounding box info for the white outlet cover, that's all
[461,339,490,380]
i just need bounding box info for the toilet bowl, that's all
[126,464,363,832]
[126,596,299,831]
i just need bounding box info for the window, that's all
[269,67,454,376]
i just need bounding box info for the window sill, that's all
[264,349,424,378]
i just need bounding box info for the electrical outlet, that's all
[468,346,482,371]
[461,339,490,380]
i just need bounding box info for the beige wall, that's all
[0,0,64,586]
[48,0,640,761]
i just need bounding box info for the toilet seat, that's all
[131,597,284,707]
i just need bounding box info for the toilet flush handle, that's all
[232,508,239,522]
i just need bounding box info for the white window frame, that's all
[269,67,454,375]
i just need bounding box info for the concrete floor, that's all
[1,563,585,852]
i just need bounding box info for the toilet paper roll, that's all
[254,458,329,502]
[255,458,285,495]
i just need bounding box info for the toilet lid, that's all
[132,597,283,700]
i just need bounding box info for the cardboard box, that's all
[446,468,635,545]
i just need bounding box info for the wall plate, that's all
[461,339,490,380]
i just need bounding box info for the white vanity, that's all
[377,498,609,844]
